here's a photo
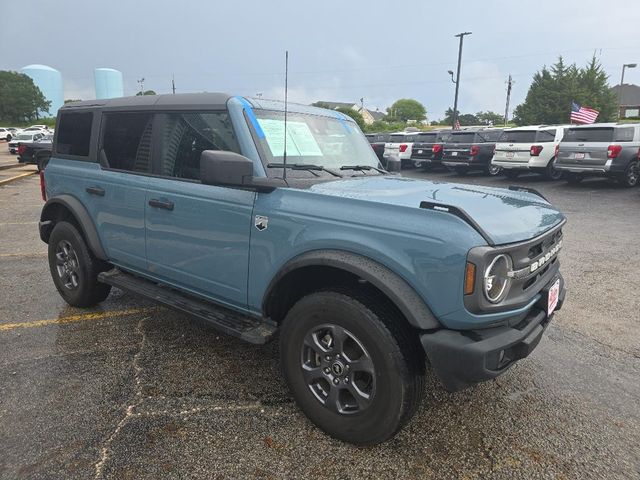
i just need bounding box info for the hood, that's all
[308,176,564,245]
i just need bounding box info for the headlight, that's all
[483,254,512,303]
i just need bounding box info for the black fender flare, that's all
[263,249,440,330]
[39,195,108,260]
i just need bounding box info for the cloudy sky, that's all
[3,0,639,120]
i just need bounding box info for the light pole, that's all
[618,63,637,119]
[137,78,145,96]
[450,31,472,129]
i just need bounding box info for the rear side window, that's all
[56,112,92,157]
[101,113,154,173]
[157,112,240,181]
[614,127,635,142]
[535,129,556,142]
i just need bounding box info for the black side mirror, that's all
[200,150,253,186]
[200,150,287,192]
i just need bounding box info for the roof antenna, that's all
[283,50,289,181]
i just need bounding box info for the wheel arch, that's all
[262,249,440,330]
[39,195,107,260]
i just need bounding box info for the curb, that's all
[0,171,37,187]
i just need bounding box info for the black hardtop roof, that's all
[60,92,233,111]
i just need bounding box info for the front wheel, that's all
[48,221,111,307]
[280,289,424,445]
[618,161,639,188]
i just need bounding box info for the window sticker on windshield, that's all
[257,119,322,157]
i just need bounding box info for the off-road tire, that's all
[280,288,425,445]
[48,221,111,307]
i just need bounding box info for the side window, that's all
[157,112,240,181]
[614,127,634,142]
[537,129,556,142]
[101,113,154,173]
[56,112,92,157]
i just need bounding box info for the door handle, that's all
[86,186,105,196]
[148,199,174,211]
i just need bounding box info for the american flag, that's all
[570,101,599,124]
[454,118,461,130]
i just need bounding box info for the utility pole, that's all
[172,74,176,94]
[618,63,637,120]
[504,74,513,126]
[451,31,472,129]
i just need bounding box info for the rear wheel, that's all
[486,164,502,176]
[48,221,111,307]
[280,289,424,445]
[564,172,583,185]
[618,161,639,188]
[544,158,563,180]
[503,169,520,179]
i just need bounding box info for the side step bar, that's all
[98,269,277,344]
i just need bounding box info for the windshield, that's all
[15,134,33,140]
[254,110,379,172]
[564,127,613,142]
[499,130,537,143]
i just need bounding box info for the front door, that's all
[144,111,255,309]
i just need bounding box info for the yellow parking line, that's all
[0,221,38,226]
[0,171,37,186]
[0,252,47,258]
[0,307,158,332]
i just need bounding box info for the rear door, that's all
[559,127,613,168]
[91,111,154,271]
[144,111,255,309]
[495,130,537,164]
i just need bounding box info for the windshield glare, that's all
[254,110,379,171]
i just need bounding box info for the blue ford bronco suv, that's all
[40,93,566,445]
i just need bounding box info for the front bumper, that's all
[421,275,566,391]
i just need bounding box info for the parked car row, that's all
[367,122,640,187]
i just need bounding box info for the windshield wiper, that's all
[340,165,388,174]
[267,163,343,178]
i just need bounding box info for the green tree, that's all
[363,119,407,133]
[386,98,427,122]
[64,99,82,104]
[476,111,504,125]
[513,56,616,125]
[334,107,366,130]
[136,90,156,96]
[0,70,51,122]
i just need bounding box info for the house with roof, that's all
[611,83,640,119]
[312,101,385,125]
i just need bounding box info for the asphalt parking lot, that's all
[1,148,639,479]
